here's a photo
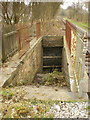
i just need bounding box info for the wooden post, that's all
[66,21,71,53]
[0,25,3,63]
[36,22,41,38]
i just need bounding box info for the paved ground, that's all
[23,85,88,101]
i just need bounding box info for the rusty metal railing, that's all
[65,20,89,94]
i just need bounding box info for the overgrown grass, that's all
[1,77,88,118]
[85,106,90,110]
[44,69,66,86]
[0,88,15,100]
[2,99,56,118]
[64,18,89,31]
[2,98,88,118]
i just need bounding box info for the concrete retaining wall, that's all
[62,37,77,92]
[2,38,43,87]
[62,47,70,86]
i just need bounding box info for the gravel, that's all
[49,102,88,118]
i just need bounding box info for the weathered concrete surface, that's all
[0,37,43,87]
[62,47,69,86]
[62,36,89,98]
[62,37,77,92]
[24,85,88,101]
[42,36,63,47]
[0,53,20,87]
[82,67,89,92]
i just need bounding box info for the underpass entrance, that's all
[42,36,63,73]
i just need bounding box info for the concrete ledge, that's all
[0,37,42,87]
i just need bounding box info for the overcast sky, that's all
[0,0,89,7]
[61,0,88,9]
[24,0,89,8]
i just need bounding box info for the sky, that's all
[61,0,88,9]
[0,0,89,7]
[23,0,89,8]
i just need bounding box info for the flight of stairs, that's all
[42,36,63,73]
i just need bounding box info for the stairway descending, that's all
[42,36,63,73]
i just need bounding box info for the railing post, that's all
[36,21,41,38]
[0,25,3,63]
[66,20,71,53]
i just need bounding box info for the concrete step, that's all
[24,85,88,101]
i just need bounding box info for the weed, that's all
[85,106,90,110]
[14,103,33,117]
[1,89,15,100]
[44,69,66,86]
[52,68,60,75]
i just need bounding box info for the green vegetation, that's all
[65,18,89,31]
[85,106,90,110]
[2,98,56,118]
[0,88,15,100]
[2,97,88,118]
[1,87,56,118]
[44,69,66,86]
[1,86,88,118]
[1,71,88,118]
[33,69,67,87]
[84,106,90,115]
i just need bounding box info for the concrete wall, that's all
[62,47,70,86]
[3,38,43,87]
[62,37,89,98]
[62,37,77,92]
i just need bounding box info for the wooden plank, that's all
[43,56,62,59]
[42,36,63,41]
[43,65,62,68]
[43,40,63,47]
[42,36,63,47]
[4,31,17,37]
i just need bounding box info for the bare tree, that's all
[66,1,88,23]
[0,2,31,25]
[0,2,62,25]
